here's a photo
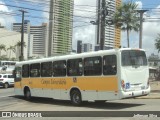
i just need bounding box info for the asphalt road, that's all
[0,87,160,120]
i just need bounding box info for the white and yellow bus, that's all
[14,48,150,105]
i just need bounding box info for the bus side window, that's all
[53,60,66,77]
[84,56,102,76]
[30,63,40,77]
[103,55,117,75]
[41,62,52,77]
[67,58,83,76]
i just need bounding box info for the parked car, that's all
[0,74,14,88]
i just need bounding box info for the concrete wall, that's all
[0,28,28,60]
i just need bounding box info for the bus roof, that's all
[15,48,146,65]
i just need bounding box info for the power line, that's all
[73,24,93,28]
[74,8,96,13]
[0,3,50,13]
[145,18,160,19]
[0,11,48,20]
[74,4,97,8]
[6,0,49,7]
[5,1,98,12]
[0,3,96,19]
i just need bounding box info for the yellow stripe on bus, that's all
[14,76,118,91]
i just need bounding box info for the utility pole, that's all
[96,0,101,44]
[48,0,54,57]
[19,9,27,61]
[91,0,109,50]
[100,0,106,50]
[137,10,148,49]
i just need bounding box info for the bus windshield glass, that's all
[121,50,147,66]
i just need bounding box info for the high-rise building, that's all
[12,20,30,33]
[82,43,92,53]
[30,23,47,57]
[12,21,48,58]
[96,0,121,49]
[77,40,82,53]
[114,0,121,48]
[48,0,74,56]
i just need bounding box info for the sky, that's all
[0,0,160,56]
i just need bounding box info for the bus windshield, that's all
[121,50,147,66]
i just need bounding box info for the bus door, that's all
[14,67,22,89]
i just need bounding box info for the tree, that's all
[0,44,6,56]
[155,33,160,52]
[7,46,16,59]
[14,41,26,60]
[113,1,140,48]
[0,55,8,60]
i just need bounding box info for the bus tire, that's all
[24,88,31,100]
[70,90,82,106]
[4,83,9,88]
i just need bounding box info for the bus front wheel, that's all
[71,90,82,106]
[24,88,31,100]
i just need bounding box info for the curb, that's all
[135,93,160,99]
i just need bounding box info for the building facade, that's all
[0,27,28,60]
[96,0,121,49]
[30,23,47,58]
[77,40,92,53]
[48,0,74,56]
[81,43,92,53]
[77,40,82,53]
[12,21,47,58]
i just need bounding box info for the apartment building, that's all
[12,21,47,58]
[48,0,74,56]
[96,0,121,49]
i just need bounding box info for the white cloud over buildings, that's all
[0,1,16,29]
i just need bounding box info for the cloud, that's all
[0,1,16,29]
[121,1,160,56]
[135,1,142,9]
[142,5,160,56]
[72,0,96,51]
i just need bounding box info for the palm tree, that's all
[14,41,26,60]
[0,44,6,56]
[7,46,16,59]
[113,1,140,48]
[155,34,160,52]
[15,41,26,49]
